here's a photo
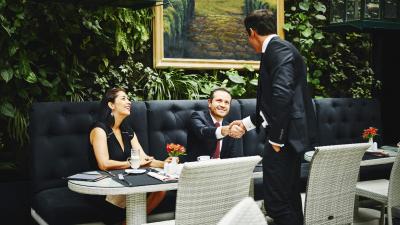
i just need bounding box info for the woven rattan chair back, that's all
[304,143,371,225]
[217,197,267,225]
[388,153,400,209]
[174,156,261,225]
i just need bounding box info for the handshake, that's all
[221,120,246,139]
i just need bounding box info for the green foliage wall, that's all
[0,0,379,172]
[284,0,380,98]
[0,0,154,152]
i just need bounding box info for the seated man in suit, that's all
[186,88,244,161]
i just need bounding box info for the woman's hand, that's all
[164,156,179,164]
[140,156,154,166]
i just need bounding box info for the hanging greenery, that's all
[284,0,380,98]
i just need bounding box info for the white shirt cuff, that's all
[260,111,268,128]
[215,126,225,139]
[269,140,284,147]
[242,116,256,131]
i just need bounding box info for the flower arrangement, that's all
[362,127,378,141]
[166,143,186,157]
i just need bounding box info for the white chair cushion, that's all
[356,179,389,203]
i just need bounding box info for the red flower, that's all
[166,143,186,157]
[362,127,378,140]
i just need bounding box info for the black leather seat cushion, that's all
[314,98,382,145]
[30,102,99,194]
[312,98,390,180]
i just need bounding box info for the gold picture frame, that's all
[153,0,284,70]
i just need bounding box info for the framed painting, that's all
[153,0,284,70]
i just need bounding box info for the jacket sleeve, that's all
[268,44,297,144]
[189,111,218,140]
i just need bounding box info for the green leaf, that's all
[301,28,312,37]
[0,0,6,8]
[243,65,254,72]
[39,78,53,88]
[313,70,323,77]
[18,89,29,99]
[0,102,15,118]
[25,72,38,83]
[9,45,18,56]
[299,2,310,11]
[249,79,258,86]
[314,32,324,40]
[315,14,326,20]
[228,75,245,84]
[283,23,294,31]
[102,58,109,67]
[1,69,13,83]
[313,2,327,13]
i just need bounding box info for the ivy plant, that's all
[284,0,380,98]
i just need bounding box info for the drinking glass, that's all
[130,149,140,170]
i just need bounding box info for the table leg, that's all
[126,193,146,225]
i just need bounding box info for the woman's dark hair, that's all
[97,87,126,127]
[244,9,276,36]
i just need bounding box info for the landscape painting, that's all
[153,0,284,69]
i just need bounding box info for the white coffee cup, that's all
[197,155,211,161]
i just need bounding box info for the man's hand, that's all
[221,126,230,136]
[271,144,281,152]
[228,120,246,138]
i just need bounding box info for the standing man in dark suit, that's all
[232,9,317,225]
[186,88,244,162]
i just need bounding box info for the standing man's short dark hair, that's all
[244,9,276,36]
[231,8,317,225]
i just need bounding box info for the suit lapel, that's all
[204,111,214,126]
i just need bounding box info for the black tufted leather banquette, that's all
[29,98,390,225]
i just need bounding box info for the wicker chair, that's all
[143,156,261,225]
[217,197,267,225]
[304,143,371,225]
[355,153,400,225]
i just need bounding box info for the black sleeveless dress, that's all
[89,121,135,170]
[87,121,135,223]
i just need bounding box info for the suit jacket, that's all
[251,36,317,153]
[186,110,243,161]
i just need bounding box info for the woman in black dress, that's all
[90,87,173,214]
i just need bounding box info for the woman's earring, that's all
[110,112,114,117]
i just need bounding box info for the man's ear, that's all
[249,28,255,37]
[207,99,212,108]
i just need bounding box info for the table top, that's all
[68,177,178,195]
[69,167,264,196]
[304,148,398,166]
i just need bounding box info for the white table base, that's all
[126,193,147,225]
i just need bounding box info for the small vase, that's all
[167,157,178,175]
[368,137,373,144]
[368,138,378,151]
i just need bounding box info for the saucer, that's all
[125,169,146,174]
